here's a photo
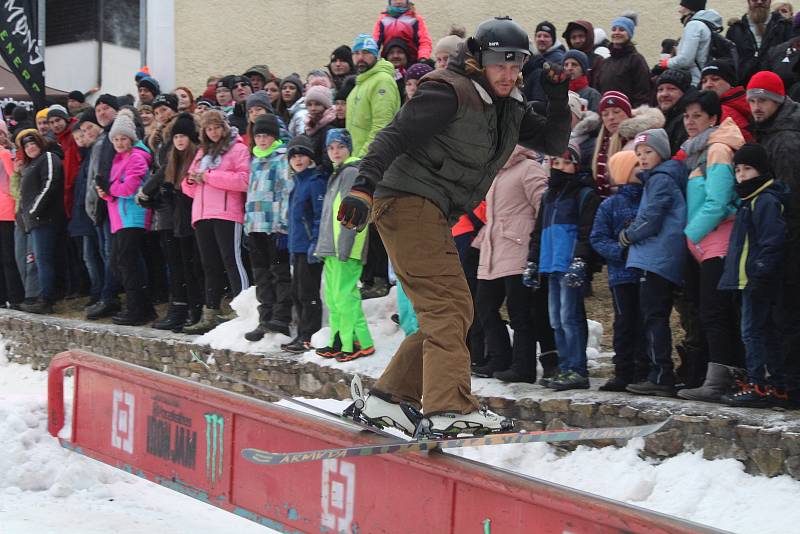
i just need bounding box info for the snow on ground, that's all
[6,288,800,533]
[0,341,275,534]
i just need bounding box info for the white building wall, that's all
[47,41,140,98]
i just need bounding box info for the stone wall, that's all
[173,0,746,93]
[3,309,799,479]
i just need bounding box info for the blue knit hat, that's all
[611,16,635,39]
[563,49,589,74]
[326,128,352,151]
[352,34,379,57]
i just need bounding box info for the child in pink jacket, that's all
[96,113,154,325]
[181,110,251,334]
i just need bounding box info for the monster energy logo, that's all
[204,413,224,484]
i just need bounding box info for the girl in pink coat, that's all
[470,146,556,383]
[181,110,250,334]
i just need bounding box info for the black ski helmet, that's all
[468,16,532,66]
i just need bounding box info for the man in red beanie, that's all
[748,69,800,406]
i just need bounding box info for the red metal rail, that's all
[48,350,720,533]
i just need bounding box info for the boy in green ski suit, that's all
[314,128,376,362]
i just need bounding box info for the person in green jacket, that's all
[346,34,401,159]
[314,128,376,362]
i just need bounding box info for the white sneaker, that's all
[360,394,420,436]
[425,407,514,436]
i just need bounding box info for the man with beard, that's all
[747,71,800,407]
[338,17,571,436]
[346,34,401,300]
[727,0,793,84]
[656,69,697,154]
[346,34,401,159]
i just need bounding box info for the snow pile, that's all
[196,286,606,381]
[0,342,271,534]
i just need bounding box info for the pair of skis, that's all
[189,351,670,466]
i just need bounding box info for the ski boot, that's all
[343,375,421,436]
[343,391,421,436]
[416,407,514,438]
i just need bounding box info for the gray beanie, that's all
[633,128,671,161]
[46,104,69,121]
[246,90,274,114]
[109,114,139,142]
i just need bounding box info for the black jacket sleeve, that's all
[527,195,546,264]
[517,86,571,157]
[357,81,459,190]
[29,152,63,219]
[575,190,603,269]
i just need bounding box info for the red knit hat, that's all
[747,71,786,103]
[598,91,632,117]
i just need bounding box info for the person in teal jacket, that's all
[314,129,376,362]
[345,34,401,158]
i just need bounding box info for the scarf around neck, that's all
[680,126,717,171]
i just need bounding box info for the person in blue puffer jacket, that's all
[590,150,648,392]
[619,128,688,397]
[526,141,601,392]
[283,134,326,354]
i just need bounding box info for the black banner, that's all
[0,1,45,108]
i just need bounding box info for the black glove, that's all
[650,64,666,77]
[337,182,373,232]
[541,62,569,100]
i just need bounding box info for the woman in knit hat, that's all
[182,110,251,335]
[592,91,633,197]
[95,114,155,325]
[14,129,63,314]
[592,91,665,197]
[593,13,651,107]
[404,62,433,99]
[277,74,304,135]
[161,112,204,329]
[433,33,463,70]
[303,85,337,171]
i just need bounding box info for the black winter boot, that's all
[471,357,511,378]
[19,298,53,315]
[245,324,269,342]
[152,303,189,331]
[184,304,202,328]
[538,351,560,387]
[112,291,156,326]
[86,298,121,320]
